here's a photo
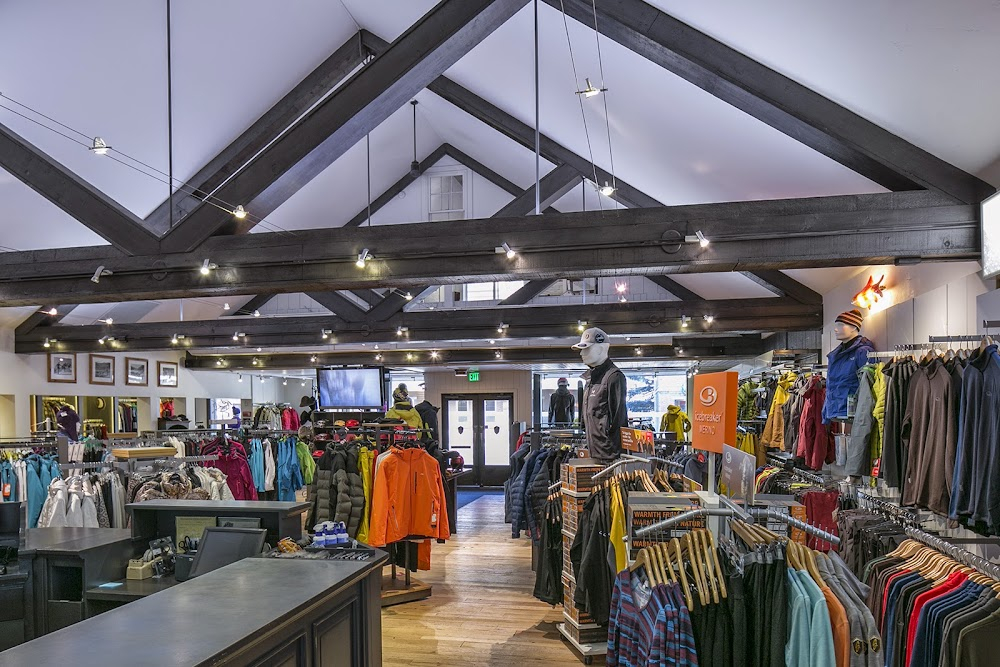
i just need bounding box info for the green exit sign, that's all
[468,371,480,382]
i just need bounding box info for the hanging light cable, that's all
[409,100,420,177]
[590,0,619,207]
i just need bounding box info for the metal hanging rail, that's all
[747,508,840,546]
[928,335,988,343]
[904,526,1000,580]
[634,506,841,546]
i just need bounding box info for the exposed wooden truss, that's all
[14,297,821,354]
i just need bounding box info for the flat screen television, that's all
[317,367,385,410]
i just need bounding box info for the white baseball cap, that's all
[572,327,609,350]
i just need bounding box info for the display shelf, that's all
[557,622,606,665]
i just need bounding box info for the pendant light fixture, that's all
[409,100,420,177]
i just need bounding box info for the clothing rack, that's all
[855,489,921,527]
[634,504,841,545]
[764,451,827,485]
[927,335,988,343]
[903,525,1000,580]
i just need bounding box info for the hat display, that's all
[333,420,346,428]
[345,419,360,428]
[557,377,569,386]
[299,395,315,408]
[836,309,864,330]
[572,327,609,350]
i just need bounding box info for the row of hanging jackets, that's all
[759,372,835,471]
[252,404,300,431]
[199,437,257,501]
[840,507,1000,667]
[508,445,574,541]
[846,348,1000,531]
[247,437,311,502]
[307,441,372,541]
[0,453,60,527]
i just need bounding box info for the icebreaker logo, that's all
[699,386,718,407]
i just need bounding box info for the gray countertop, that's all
[127,500,309,513]
[0,555,386,666]
[21,528,135,555]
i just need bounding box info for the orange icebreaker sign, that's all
[691,371,738,454]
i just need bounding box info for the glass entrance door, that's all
[443,393,514,487]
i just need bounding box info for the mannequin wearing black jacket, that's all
[548,383,576,426]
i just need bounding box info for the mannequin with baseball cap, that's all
[548,377,576,426]
[573,328,628,462]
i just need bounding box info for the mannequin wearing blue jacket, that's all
[824,309,876,424]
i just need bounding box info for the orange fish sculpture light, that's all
[852,275,886,310]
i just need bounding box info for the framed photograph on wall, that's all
[48,352,77,383]
[89,354,115,385]
[157,361,179,388]
[126,357,148,386]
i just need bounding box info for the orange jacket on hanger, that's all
[368,447,450,546]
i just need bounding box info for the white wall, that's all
[0,328,303,436]
[819,261,989,354]
[423,369,533,429]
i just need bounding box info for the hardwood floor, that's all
[381,493,579,666]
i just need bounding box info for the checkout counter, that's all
[1,499,389,665]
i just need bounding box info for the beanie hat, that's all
[557,377,569,386]
[836,309,864,330]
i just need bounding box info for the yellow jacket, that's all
[385,402,424,430]
[761,372,796,450]
[608,482,628,572]
[659,405,692,441]
[871,363,886,460]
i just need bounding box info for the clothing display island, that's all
[0,552,388,667]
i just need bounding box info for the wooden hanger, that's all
[656,542,677,583]
[670,538,694,609]
[681,533,709,606]
[691,530,719,604]
[706,530,728,599]
[629,548,657,586]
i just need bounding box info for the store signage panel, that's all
[721,444,756,504]
[691,371,737,454]
[620,427,654,454]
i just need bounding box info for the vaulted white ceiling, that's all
[1,0,998,329]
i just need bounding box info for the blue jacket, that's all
[276,438,304,502]
[25,455,48,528]
[823,335,875,423]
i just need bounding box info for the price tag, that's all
[871,458,881,478]
[1,484,9,499]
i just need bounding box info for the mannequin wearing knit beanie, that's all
[824,309,876,424]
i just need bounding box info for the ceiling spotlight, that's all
[301,380,306,387]
[261,375,266,382]
[282,379,287,386]
[46,307,58,316]
[681,315,691,328]
[497,323,508,334]
[89,137,111,155]
[634,347,643,356]
[98,336,106,345]
[397,326,408,336]
[310,355,317,363]
[282,369,287,375]
[238,374,243,383]
[577,320,588,332]
[43,338,51,348]
[100,317,113,325]
[232,205,248,220]
[200,259,217,275]
[233,332,239,341]
[685,230,710,248]
[171,334,179,345]
[253,310,260,318]
[625,336,631,341]
[598,182,616,197]
[431,351,439,359]
[619,295,628,303]
[91,265,112,284]
[615,282,627,294]
[496,242,516,259]
[677,347,684,355]
[223,302,231,311]
[488,339,495,345]
[406,353,414,361]
[403,291,413,301]
[374,344,379,350]
[216,359,223,366]
[495,350,502,359]
[252,357,260,366]
[375,353,383,361]
[356,248,371,268]
[321,329,331,339]
[576,78,606,98]
[704,314,714,324]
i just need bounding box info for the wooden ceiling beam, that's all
[547,0,995,204]
[158,0,529,254]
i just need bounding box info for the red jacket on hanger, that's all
[796,376,835,471]
[368,447,449,547]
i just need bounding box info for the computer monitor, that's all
[188,527,266,579]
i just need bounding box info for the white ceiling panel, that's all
[664,273,778,300]
[649,0,1000,181]
[0,167,109,251]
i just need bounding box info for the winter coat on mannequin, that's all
[573,328,628,463]
[824,309,876,423]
